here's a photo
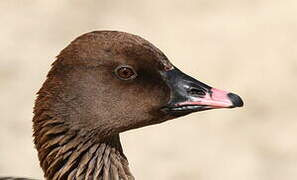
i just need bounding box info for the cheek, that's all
[119,81,170,110]
[105,69,171,114]
[143,84,170,107]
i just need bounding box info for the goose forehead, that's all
[57,31,174,71]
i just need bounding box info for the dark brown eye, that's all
[114,65,137,80]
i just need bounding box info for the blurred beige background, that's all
[1,0,297,180]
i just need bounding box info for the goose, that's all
[2,31,243,180]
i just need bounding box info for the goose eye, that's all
[114,65,137,80]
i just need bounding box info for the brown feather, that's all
[33,31,173,179]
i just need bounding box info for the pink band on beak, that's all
[178,88,233,108]
[209,88,233,107]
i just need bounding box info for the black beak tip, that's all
[227,93,244,107]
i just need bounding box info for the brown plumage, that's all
[4,31,244,180]
[33,31,176,180]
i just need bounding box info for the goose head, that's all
[33,31,243,179]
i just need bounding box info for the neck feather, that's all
[34,121,134,180]
[33,92,135,180]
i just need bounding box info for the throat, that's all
[33,80,135,179]
[34,125,134,180]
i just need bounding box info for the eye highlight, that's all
[114,65,137,80]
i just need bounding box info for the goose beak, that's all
[162,68,243,114]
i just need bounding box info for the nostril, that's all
[188,88,206,97]
[227,93,244,107]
